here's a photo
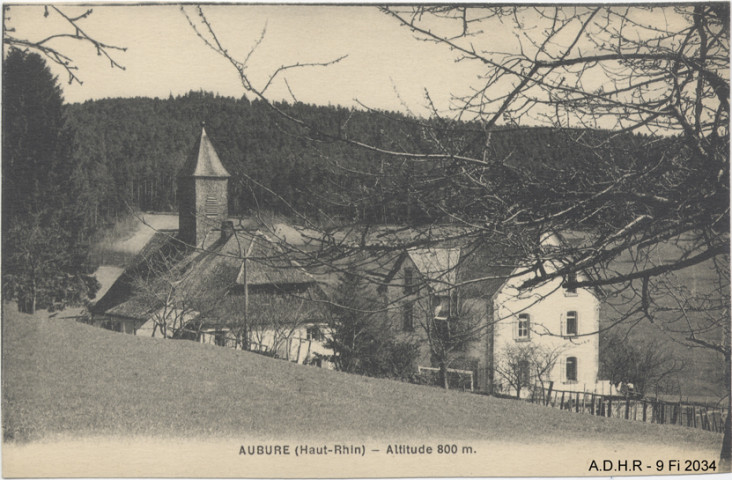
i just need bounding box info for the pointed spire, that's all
[181,126,230,178]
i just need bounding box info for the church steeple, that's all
[178,125,230,248]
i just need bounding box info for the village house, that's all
[490,232,601,397]
[92,126,601,385]
[91,127,332,366]
[376,246,485,389]
[367,230,600,394]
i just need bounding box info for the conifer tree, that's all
[2,49,99,313]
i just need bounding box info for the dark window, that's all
[433,295,450,320]
[215,331,227,347]
[518,360,531,386]
[566,356,578,382]
[404,267,415,295]
[565,272,577,294]
[516,313,530,340]
[434,318,450,341]
[402,302,414,331]
[566,311,578,336]
[307,325,324,341]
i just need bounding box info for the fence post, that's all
[642,401,647,422]
[560,391,565,410]
[608,398,612,418]
[545,381,554,407]
[625,396,630,420]
[575,392,580,413]
[660,402,666,424]
[582,392,586,414]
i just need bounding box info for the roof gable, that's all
[407,247,461,287]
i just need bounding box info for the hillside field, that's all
[3,306,726,443]
[2,306,727,476]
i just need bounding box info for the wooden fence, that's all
[528,385,728,434]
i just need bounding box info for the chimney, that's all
[221,221,235,241]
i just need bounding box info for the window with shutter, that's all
[565,272,578,295]
[560,357,566,382]
[515,313,530,341]
[402,302,414,331]
[205,195,219,218]
[433,295,450,320]
[566,311,578,336]
[560,312,565,337]
[518,360,531,386]
[307,325,324,341]
[566,356,578,382]
[404,267,415,295]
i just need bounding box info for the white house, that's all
[492,233,600,397]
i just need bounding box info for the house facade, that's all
[376,246,492,391]
[491,235,601,397]
[368,231,600,395]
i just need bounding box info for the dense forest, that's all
[65,91,664,232]
[2,49,668,312]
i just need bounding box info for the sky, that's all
[5,4,491,115]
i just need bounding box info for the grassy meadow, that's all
[1,306,724,451]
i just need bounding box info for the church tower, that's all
[178,125,230,248]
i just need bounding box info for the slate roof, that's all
[235,234,315,286]
[180,127,230,178]
[90,230,189,316]
[95,227,319,322]
[455,241,522,300]
[371,239,522,301]
[105,296,160,321]
[196,286,329,329]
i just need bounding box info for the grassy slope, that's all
[1,307,723,449]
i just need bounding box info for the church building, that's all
[90,126,331,365]
[177,125,231,249]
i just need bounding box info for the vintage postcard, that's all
[2,2,730,477]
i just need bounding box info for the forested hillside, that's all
[65,91,661,230]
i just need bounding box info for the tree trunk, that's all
[440,361,449,390]
[720,349,731,470]
[30,276,37,314]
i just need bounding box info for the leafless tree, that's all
[247,288,325,360]
[601,330,685,397]
[414,295,485,390]
[3,5,126,85]
[185,4,729,461]
[494,343,564,399]
[129,241,211,339]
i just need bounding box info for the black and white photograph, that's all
[1,3,730,477]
